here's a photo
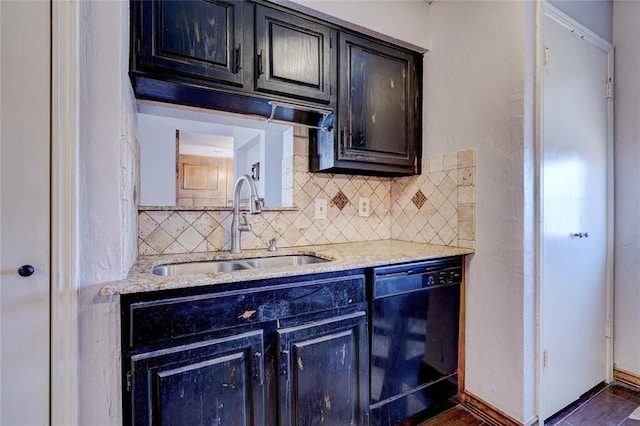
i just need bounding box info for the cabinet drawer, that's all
[124,274,366,351]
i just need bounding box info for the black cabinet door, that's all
[277,312,369,426]
[128,330,265,426]
[254,5,334,104]
[138,0,245,87]
[337,32,420,172]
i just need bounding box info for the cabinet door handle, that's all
[280,350,289,377]
[257,49,264,76]
[340,127,348,154]
[234,45,242,73]
[253,352,263,385]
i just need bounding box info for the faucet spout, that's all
[231,174,262,254]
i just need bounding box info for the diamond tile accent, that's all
[411,190,427,209]
[332,191,349,210]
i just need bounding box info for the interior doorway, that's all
[538,3,614,421]
[0,1,51,424]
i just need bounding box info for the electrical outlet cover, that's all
[359,198,370,217]
[314,199,328,220]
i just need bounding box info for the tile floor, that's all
[418,382,640,426]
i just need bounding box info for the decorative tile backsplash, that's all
[391,150,475,248]
[138,132,475,255]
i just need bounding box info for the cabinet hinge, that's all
[543,349,548,368]
[135,39,141,54]
[126,371,132,393]
[544,47,549,68]
[606,321,612,338]
[606,80,613,100]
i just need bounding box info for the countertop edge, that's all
[102,240,474,296]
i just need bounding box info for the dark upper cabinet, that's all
[278,312,369,426]
[128,330,265,425]
[131,0,423,176]
[136,0,246,87]
[310,33,422,176]
[254,5,334,104]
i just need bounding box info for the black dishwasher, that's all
[369,257,462,425]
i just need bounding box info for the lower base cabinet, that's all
[121,258,463,425]
[121,271,369,426]
[130,331,266,426]
[278,312,368,426]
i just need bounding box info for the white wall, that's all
[77,0,138,424]
[265,129,285,206]
[549,0,613,42]
[139,114,177,206]
[295,0,429,49]
[612,0,640,379]
[425,2,534,422]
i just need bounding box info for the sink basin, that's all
[244,255,328,268]
[152,255,329,276]
[152,261,250,276]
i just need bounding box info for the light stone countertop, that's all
[102,240,474,296]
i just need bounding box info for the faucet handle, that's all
[239,213,252,231]
[268,238,277,252]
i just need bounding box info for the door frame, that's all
[535,1,615,421]
[51,0,79,423]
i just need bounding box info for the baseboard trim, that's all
[459,391,522,426]
[614,367,640,388]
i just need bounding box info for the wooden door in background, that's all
[178,154,234,206]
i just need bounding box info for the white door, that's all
[540,7,611,421]
[0,1,51,424]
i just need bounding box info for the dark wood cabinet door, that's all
[128,330,265,426]
[337,32,420,171]
[254,5,334,104]
[277,312,369,426]
[138,0,245,86]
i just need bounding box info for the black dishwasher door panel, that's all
[370,258,462,424]
[371,284,460,402]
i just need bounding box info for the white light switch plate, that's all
[359,197,370,217]
[314,199,328,220]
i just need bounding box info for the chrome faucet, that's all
[231,174,262,254]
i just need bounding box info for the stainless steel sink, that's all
[152,261,250,276]
[152,255,329,276]
[244,255,328,268]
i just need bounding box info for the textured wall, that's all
[77,0,138,424]
[425,1,533,423]
[549,0,613,42]
[613,0,640,379]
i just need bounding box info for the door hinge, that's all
[126,371,132,393]
[606,80,613,99]
[543,349,549,368]
[606,321,612,338]
[543,47,549,68]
